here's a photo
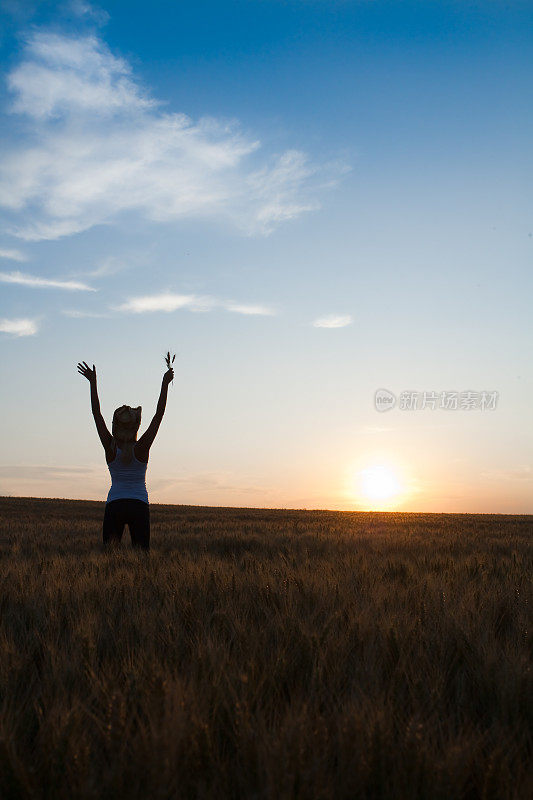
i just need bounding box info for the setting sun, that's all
[361,465,401,501]
[347,462,408,510]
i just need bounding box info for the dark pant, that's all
[103,499,150,550]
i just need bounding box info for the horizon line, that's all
[1,495,531,517]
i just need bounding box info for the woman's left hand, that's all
[78,361,97,384]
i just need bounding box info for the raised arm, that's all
[77,362,113,454]
[136,367,174,457]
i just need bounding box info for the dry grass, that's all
[0,497,531,799]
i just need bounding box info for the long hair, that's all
[112,405,142,464]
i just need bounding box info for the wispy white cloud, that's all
[8,32,153,119]
[149,470,277,496]
[0,317,38,336]
[67,1,110,26]
[313,314,353,328]
[0,248,27,262]
[0,31,345,241]
[0,464,93,478]
[85,256,127,278]
[113,291,275,316]
[0,270,96,291]
[113,292,214,314]
[224,302,275,316]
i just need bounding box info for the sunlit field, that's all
[0,497,531,799]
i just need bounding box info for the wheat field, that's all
[0,497,531,799]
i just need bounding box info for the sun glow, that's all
[349,462,406,510]
[361,464,400,499]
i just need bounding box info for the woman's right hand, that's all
[77,361,97,383]
[163,367,174,386]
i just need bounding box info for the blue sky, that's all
[0,0,531,511]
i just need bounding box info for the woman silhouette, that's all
[77,361,174,551]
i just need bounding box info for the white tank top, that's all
[106,446,149,504]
